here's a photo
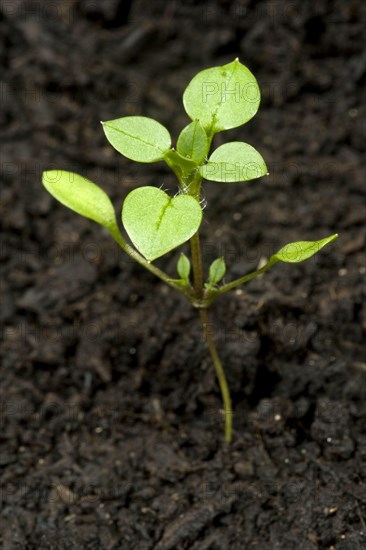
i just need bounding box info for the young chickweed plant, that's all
[42,59,338,443]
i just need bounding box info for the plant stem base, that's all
[199,308,233,443]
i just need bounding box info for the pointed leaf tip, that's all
[273,234,338,264]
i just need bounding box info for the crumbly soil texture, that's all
[1,1,365,548]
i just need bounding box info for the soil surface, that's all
[1,1,365,548]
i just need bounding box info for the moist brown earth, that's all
[1,1,365,548]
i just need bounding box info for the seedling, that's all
[42,59,338,443]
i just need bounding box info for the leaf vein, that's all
[103,123,165,154]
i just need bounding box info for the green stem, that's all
[215,259,277,297]
[190,232,204,299]
[187,168,205,299]
[111,230,190,295]
[187,169,232,442]
[199,307,232,443]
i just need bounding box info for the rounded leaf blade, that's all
[200,142,268,182]
[183,59,260,134]
[122,187,202,261]
[102,116,171,162]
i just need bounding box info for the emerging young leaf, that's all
[183,59,260,135]
[200,142,268,182]
[177,120,209,164]
[177,253,191,281]
[164,149,198,183]
[272,235,339,264]
[102,116,171,163]
[42,170,121,241]
[209,257,226,285]
[122,187,202,261]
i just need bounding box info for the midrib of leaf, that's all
[103,122,166,154]
[146,198,174,258]
[155,199,173,231]
[207,62,238,134]
[187,122,198,159]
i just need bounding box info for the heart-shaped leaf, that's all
[42,170,121,242]
[200,142,268,182]
[122,187,202,261]
[183,59,260,135]
[102,116,171,163]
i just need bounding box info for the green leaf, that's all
[42,170,121,241]
[217,234,338,296]
[177,253,191,281]
[200,142,268,182]
[102,116,171,163]
[122,187,202,261]
[209,257,226,285]
[183,58,260,135]
[177,120,209,164]
[272,234,339,264]
[164,149,198,183]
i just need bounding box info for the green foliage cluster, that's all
[42,59,337,442]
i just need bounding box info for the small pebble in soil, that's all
[324,507,337,515]
[233,461,254,478]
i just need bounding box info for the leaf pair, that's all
[102,59,261,159]
[42,171,202,262]
[103,115,267,183]
[176,255,227,288]
[102,59,267,184]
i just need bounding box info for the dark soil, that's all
[1,1,365,548]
